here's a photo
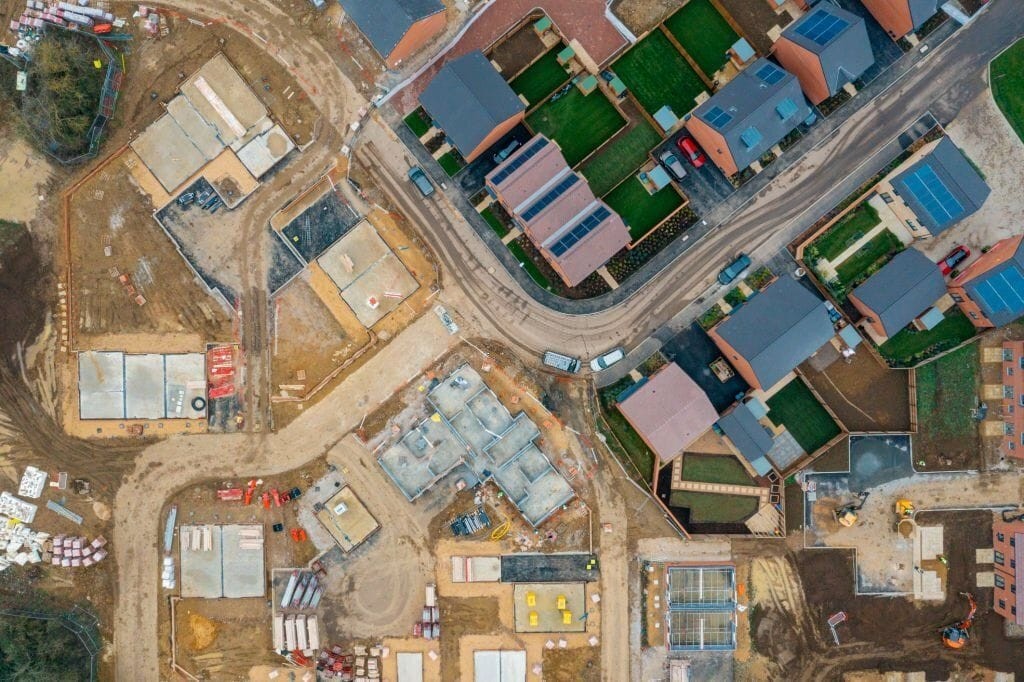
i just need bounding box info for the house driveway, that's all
[393,0,629,114]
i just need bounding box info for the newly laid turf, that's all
[579,120,662,196]
[603,178,683,241]
[681,454,756,486]
[834,229,903,287]
[510,48,570,106]
[526,88,626,166]
[766,379,841,454]
[668,490,759,523]
[403,108,432,137]
[812,202,882,262]
[991,39,1024,143]
[879,309,977,367]
[612,30,708,117]
[914,343,979,443]
[437,151,463,177]
[664,0,740,77]
[507,240,551,290]
[480,207,510,238]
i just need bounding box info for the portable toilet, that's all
[529,611,539,627]
[562,610,573,625]
[526,591,536,607]
[556,595,567,610]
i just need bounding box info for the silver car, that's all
[659,151,687,180]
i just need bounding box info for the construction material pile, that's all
[317,644,386,681]
[51,534,108,567]
[0,520,49,571]
[9,0,119,36]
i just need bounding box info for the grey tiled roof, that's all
[782,4,874,97]
[851,248,946,336]
[339,0,443,59]
[419,51,526,158]
[715,277,834,389]
[718,403,774,474]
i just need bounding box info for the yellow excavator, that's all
[834,492,870,527]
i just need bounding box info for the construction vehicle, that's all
[895,498,917,537]
[833,492,870,527]
[941,592,977,649]
[1001,507,1024,523]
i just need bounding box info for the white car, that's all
[590,348,625,372]
[434,305,459,335]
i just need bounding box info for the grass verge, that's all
[663,0,739,77]
[508,240,551,289]
[526,88,625,166]
[766,379,840,453]
[991,38,1024,143]
[598,377,656,482]
[480,207,510,238]
[437,151,463,177]
[604,178,683,241]
[879,309,976,367]
[612,30,707,117]
[403,108,432,137]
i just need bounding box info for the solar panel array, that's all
[703,105,733,129]
[755,62,785,85]
[489,137,549,185]
[520,174,580,221]
[549,206,611,257]
[740,127,763,149]
[775,98,799,120]
[794,9,850,46]
[971,268,1024,320]
[902,165,965,224]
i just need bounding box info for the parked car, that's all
[542,351,581,374]
[408,166,434,197]
[718,253,751,285]
[433,305,459,335]
[823,300,842,324]
[938,245,970,275]
[590,348,625,372]
[676,136,707,168]
[493,140,521,164]
[659,150,687,180]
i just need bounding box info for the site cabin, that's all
[542,351,581,374]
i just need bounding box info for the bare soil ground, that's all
[543,646,600,682]
[738,510,1024,679]
[611,0,677,36]
[440,597,502,682]
[488,19,548,78]
[715,0,791,56]
[0,139,54,223]
[800,353,911,432]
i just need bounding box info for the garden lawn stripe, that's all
[510,48,570,106]
[681,454,755,486]
[580,120,662,196]
[766,379,840,454]
[668,490,759,523]
[604,178,683,241]
[664,0,739,77]
[526,88,626,166]
[612,30,707,117]
[437,151,463,177]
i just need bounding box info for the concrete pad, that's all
[976,571,995,587]
[179,524,223,598]
[166,96,223,161]
[179,54,268,148]
[314,486,380,552]
[130,114,207,192]
[428,365,486,418]
[318,221,391,290]
[977,548,995,563]
[164,353,207,419]
[78,351,125,419]
[125,354,166,419]
[220,524,265,598]
[237,124,295,178]
[513,583,586,633]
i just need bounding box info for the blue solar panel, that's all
[755,62,785,85]
[521,174,580,221]
[794,9,850,46]
[901,165,965,225]
[740,127,762,148]
[775,98,798,120]
[972,268,1024,319]
[490,137,549,185]
[704,105,733,129]
[549,206,612,257]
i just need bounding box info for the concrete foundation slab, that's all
[512,582,586,633]
[164,353,207,419]
[179,524,224,598]
[220,524,265,598]
[125,354,166,419]
[78,351,125,419]
[314,486,380,552]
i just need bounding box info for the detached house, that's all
[686,58,811,177]
[485,135,630,287]
[419,51,526,162]
[849,248,947,340]
[949,234,1024,329]
[860,0,940,41]
[773,4,874,104]
[339,0,445,68]
[708,277,835,391]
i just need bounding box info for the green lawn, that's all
[403,108,432,137]
[579,120,662,196]
[681,454,755,486]
[812,202,882,262]
[510,48,570,106]
[767,379,841,454]
[879,309,977,367]
[663,0,739,77]
[992,39,1024,143]
[480,207,510,238]
[834,229,903,287]
[507,240,551,290]
[612,30,708,117]
[915,343,979,443]
[437,151,463,177]
[668,491,759,523]
[603,178,683,240]
[526,88,626,166]
[599,378,656,482]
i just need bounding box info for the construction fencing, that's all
[0,604,101,680]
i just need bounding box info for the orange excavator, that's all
[941,592,977,649]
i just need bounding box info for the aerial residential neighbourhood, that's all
[2,0,1024,679]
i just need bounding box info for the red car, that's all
[938,245,970,275]
[676,136,707,168]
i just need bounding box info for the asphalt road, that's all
[365,2,1023,370]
